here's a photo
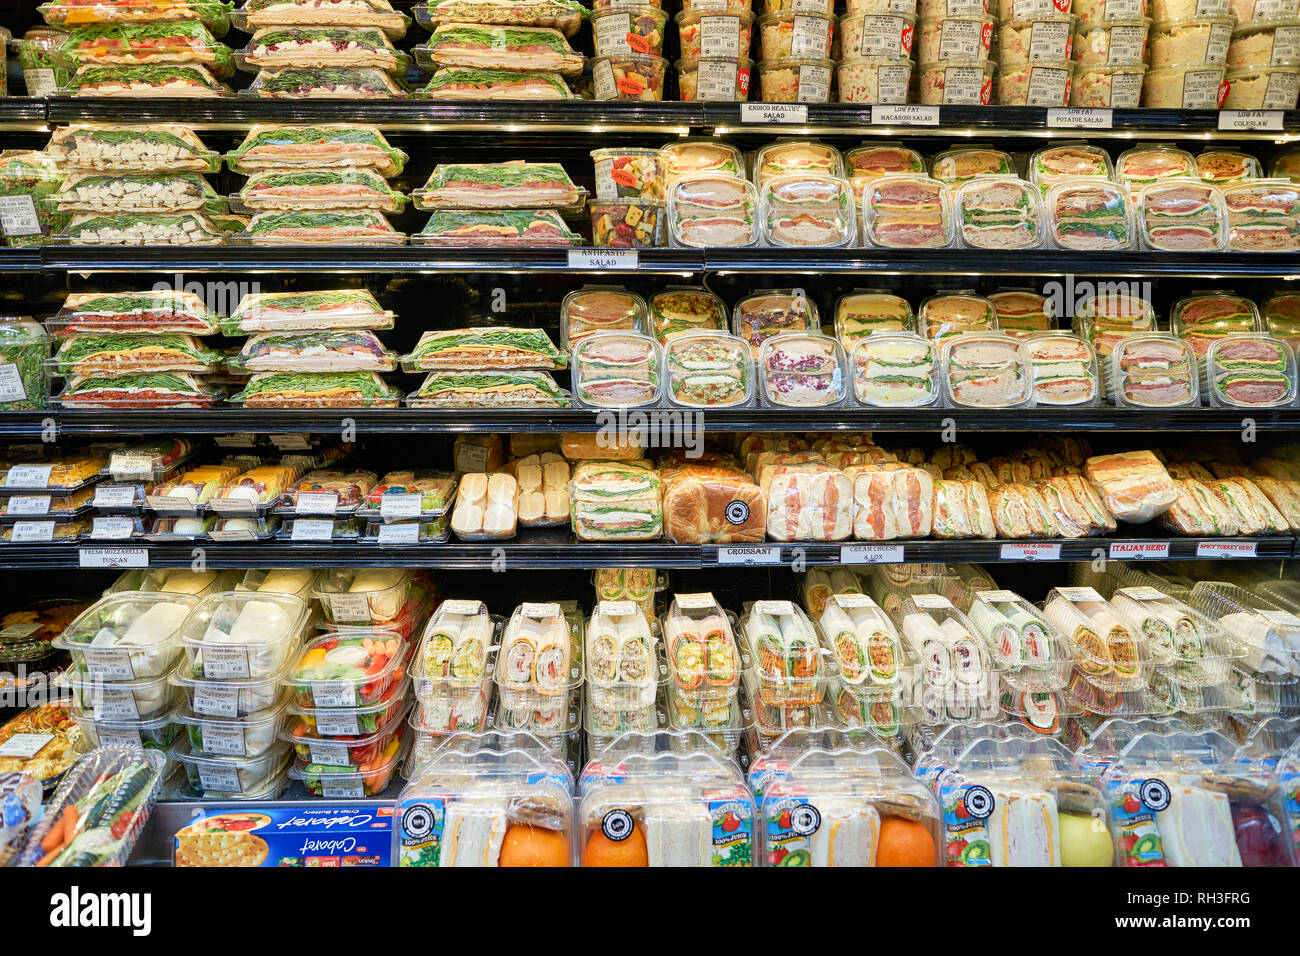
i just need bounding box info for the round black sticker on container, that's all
[402,804,435,839]
[790,803,821,836]
[1140,778,1171,812]
[963,784,995,819]
[725,499,750,525]
[602,808,635,842]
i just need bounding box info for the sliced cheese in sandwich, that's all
[440,799,508,866]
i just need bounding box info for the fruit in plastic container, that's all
[876,816,935,866]
[499,824,570,867]
[1230,803,1289,868]
[582,821,649,866]
[1059,810,1115,867]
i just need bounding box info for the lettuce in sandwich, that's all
[408,370,570,407]
[226,124,407,176]
[419,67,572,99]
[231,370,401,407]
[59,22,235,77]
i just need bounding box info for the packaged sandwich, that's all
[586,600,659,710]
[416,0,583,34]
[229,371,399,407]
[276,469,376,517]
[55,591,195,682]
[50,334,218,378]
[1170,292,1261,360]
[1221,179,1300,253]
[842,464,933,540]
[664,332,752,408]
[235,169,406,214]
[1196,149,1263,186]
[1109,335,1198,408]
[177,591,309,684]
[223,289,394,335]
[1263,292,1300,348]
[569,461,662,542]
[667,173,758,248]
[733,291,816,356]
[863,175,955,249]
[242,65,408,96]
[955,177,1044,249]
[931,147,1015,184]
[450,472,517,541]
[402,327,564,372]
[225,123,406,176]
[47,123,221,174]
[47,172,228,216]
[834,291,916,349]
[741,600,826,707]
[989,290,1054,339]
[418,67,573,98]
[1084,450,1178,523]
[850,334,939,407]
[661,463,765,543]
[495,602,578,707]
[65,63,232,96]
[1025,333,1100,406]
[919,291,996,343]
[227,331,394,375]
[39,0,233,32]
[417,23,583,75]
[650,288,727,343]
[1029,143,1115,194]
[759,174,856,248]
[965,590,1073,687]
[236,26,409,72]
[1116,144,1198,200]
[413,161,580,210]
[929,479,996,539]
[890,593,997,723]
[1044,177,1133,251]
[408,370,569,408]
[1138,180,1228,252]
[413,208,580,246]
[409,598,493,721]
[659,139,746,183]
[507,453,569,527]
[758,332,846,408]
[48,291,219,339]
[560,286,645,348]
[53,21,233,75]
[313,568,412,627]
[235,0,409,36]
[56,372,219,408]
[662,592,740,699]
[753,140,843,185]
[764,464,853,541]
[1205,335,1296,409]
[571,332,662,408]
[61,211,226,244]
[844,144,925,201]
[233,209,404,245]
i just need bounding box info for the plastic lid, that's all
[562,285,647,348]
[54,591,196,681]
[313,568,412,625]
[758,331,847,407]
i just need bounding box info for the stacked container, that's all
[493,601,584,768]
[1071,2,1150,105]
[917,0,997,103]
[1225,10,1300,107]
[86,439,198,544]
[585,600,666,750]
[758,0,838,102]
[997,0,1078,105]
[589,149,666,248]
[590,4,669,99]
[1144,0,1233,107]
[409,599,496,761]
[660,592,745,756]
[677,5,758,100]
[838,0,917,103]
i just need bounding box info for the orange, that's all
[876,817,936,867]
[498,824,570,867]
[582,822,649,867]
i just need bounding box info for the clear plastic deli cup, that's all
[591,53,669,100]
[591,147,663,201]
[1142,62,1228,105]
[916,14,996,61]
[759,11,839,58]
[758,56,835,100]
[918,59,996,101]
[1074,0,1149,18]
[1004,0,1077,18]
[838,56,913,100]
[1071,63,1147,103]
[998,15,1079,65]
[1150,0,1228,16]
[1228,19,1300,69]
[997,60,1076,103]
[838,12,915,58]
[684,0,754,11]
[1224,62,1300,106]
[591,5,670,56]
[1231,0,1300,18]
[677,55,754,99]
[676,9,757,58]
[1149,17,1234,66]
[1073,17,1151,65]
[919,0,992,14]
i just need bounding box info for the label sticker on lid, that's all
[201,644,251,681]
[290,519,334,542]
[439,599,481,616]
[313,710,361,736]
[310,679,355,709]
[5,465,52,488]
[201,723,247,757]
[376,522,419,544]
[191,682,239,719]
[379,493,422,520]
[0,733,53,758]
[0,364,28,404]
[326,592,373,624]
[81,646,134,681]
[753,600,794,616]
[93,484,138,509]
[309,742,350,766]
[601,600,639,617]
[197,764,241,793]
[10,521,55,542]
[1117,586,1167,602]
[0,196,41,238]
[5,496,49,516]
[1055,586,1102,602]
[675,592,716,610]
[91,516,135,540]
[978,590,1022,603]
[108,453,154,481]
[93,687,139,720]
[295,492,338,515]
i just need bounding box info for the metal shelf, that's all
[0,97,53,130]
[2,535,1291,570]
[5,407,1298,439]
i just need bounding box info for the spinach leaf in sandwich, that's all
[414,328,562,361]
[420,68,569,95]
[419,371,567,399]
[68,372,204,395]
[252,26,390,48]
[434,25,570,54]
[57,334,208,367]
[423,208,575,236]
[250,210,389,232]
[247,169,404,204]
[72,292,206,317]
[427,163,573,190]
[255,67,402,94]
[239,371,396,398]
[70,64,224,90]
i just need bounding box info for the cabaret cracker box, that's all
[174,804,394,867]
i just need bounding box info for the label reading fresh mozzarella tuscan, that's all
[1025,65,1070,105]
[5,465,52,488]
[0,196,41,237]
[860,14,904,56]
[79,548,148,568]
[939,19,986,59]
[1181,69,1223,108]
[376,522,420,544]
[1029,21,1070,59]
[791,13,830,55]
[697,58,741,97]
[201,723,247,757]
[108,452,154,480]
[0,364,27,403]
[10,521,54,542]
[201,644,252,680]
[91,516,135,540]
[700,16,741,55]
[5,496,49,516]
[1106,24,1145,64]
[93,484,138,508]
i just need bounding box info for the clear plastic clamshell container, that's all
[313,568,412,625]
[862,174,955,249]
[834,290,916,348]
[663,331,753,408]
[176,693,291,759]
[411,598,495,703]
[890,593,1000,726]
[1185,581,1300,681]
[54,591,196,681]
[394,739,574,866]
[953,176,1044,250]
[570,331,663,409]
[285,631,407,709]
[758,174,855,248]
[1221,179,1300,254]
[561,285,646,348]
[1203,334,1297,409]
[758,331,847,408]
[290,676,412,738]
[732,289,817,356]
[234,568,322,601]
[753,139,844,184]
[850,333,939,408]
[172,739,292,798]
[662,592,741,704]
[918,290,996,342]
[1024,332,1100,406]
[179,590,310,681]
[289,721,408,797]
[1043,177,1134,251]
[586,600,662,711]
[740,599,828,707]
[66,666,179,722]
[285,697,409,772]
[1043,585,1153,694]
[1108,334,1199,409]
[1137,180,1229,252]
[1171,290,1262,357]
[964,589,1074,691]
[495,602,582,709]
[666,172,759,248]
[817,593,907,695]
[943,332,1035,409]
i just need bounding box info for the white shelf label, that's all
[79,548,148,569]
[568,249,638,271]
[295,492,339,516]
[81,647,134,681]
[1046,107,1113,129]
[200,723,247,757]
[5,465,52,488]
[201,644,251,680]
[192,683,240,718]
[93,484,138,509]
[1000,543,1062,561]
[379,493,422,520]
[1218,110,1283,131]
[1108,541,1170,559]
[290,519,335,542]
[269,433,311,450]
[675,592,716,610]
[91,516,136,540]
[5,496,49,516]
[1056,586,1103,602]
[740,103,809,124]
[0,733,53,758]
[978,589,1022,603]
[717,545,782,565]
[871,104,940,125]
[10,521,54,542]
[93,687,139,720]
[1196,541,1257,559]
[840,544,904,564]
[322,779,365,799]
[376,522,420,544]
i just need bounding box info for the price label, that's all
[93,687,139,720]
[912,594,952,610]
[1196,541,1257,559]
[1218,110,1284,131]
[269,433,311,451]
[753,600,795,616]
[108,453,154,481]
[79,548,148,568]
[568,249,638,271]
[1108,541,1170,559]
[1259,609,1300,628]
[0,196,41,238]
[978,590,1022,603]
[309,679,355,709]
[208,528,256,542]
[520,602,561,619]
[93,484,138,509]
[5,465,52,488]
[5,496,49,516]
[313,710,360,736]
[97,727,141,749]
[0,364,27,405]
[379,494,422,520]
[740,103,809,124]
[210,498,257,515]
[834,594,874,609]
[1046,107,1113,129]
[81,647,134,681]
[196,764,241,793]
[675,592,716,610]
[214,433,257,448]
[599,600,639,617]
[91,516,136,540]
[326,592,373,624]
[717,545,782,565]
[201,644,251,680]
[840,544,904,564]
[0,733,53,758]
[1000,543,1062,561]
[1117,586,1167,602]
[440,599,481,616]
[376,522,420,545]
[308,742,350,766]
[322,779,365,800]
[192,683,240,718]
[1056,586,1103,602]
[0,624,39,640]
[146,494,196,513]
[290,519,335,542]
[200,723,247,757]
[871,104,940,125]
[10,521,54,542]
[295,492,339,516]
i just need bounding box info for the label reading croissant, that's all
[718,545,782,565]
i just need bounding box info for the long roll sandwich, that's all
[224,289,395,334]
[58,22,235,76]
[237,169,407,213]
[226,124,406,175]
[52,333,218,377]
[419,67,572,99]
[63,211,226,244]
[50,291,220,336]
[67,64,231,96]
[819,597,899,687]
[418,23,583,75]
[239,209,405,244]
[239,26,409,70]
[38,0,234,35]
[230,330,395,373]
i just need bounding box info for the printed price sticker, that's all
[11,521,54,542]
[440,599,481,616]
[600,600,639,617]
[520,602,561,619]
[295,492,339,515]
[309,679,355,709]
[840,544,904,564]
[753,600,795,616]
[192,683,240,718]
[207,527,256,542]
[0,733,53,758]
[210,498,257,515]
[201,724,247,757]
[1056,586,1103,602]
[0,364,28,403]
[201,644,251,680]
[376,522,420,544]
[93,485,138,509]
[5,465,52,488]
[97,727,141,749]
[79,548,148,568]
[1046,107,1113,128]
[871,104,940,125]
[978,590,1022,603]
[290,519,335,541]
[834,594,874,608]
[108,453,154,481]
[1259,609,1300,627]
[91,516,136,540]
[5,496,49,516]
[1117,586,1167,602]
[568,249,638,270]
[313,710,360,736]
[912,594,952,609]
[197,764,241,793]
[675,592,716,610]
[326,592,372,624]
[269,433,311,450]
[322,780,365,799]
[717,545,782,565]
[1000,543,1062,561]
[740,103,809,124]
[81,647,134,681]
[379,494,422,519]
[309,743,350,766]
[0,196,41,237]
[93,688,140,720]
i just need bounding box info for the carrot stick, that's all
[36,846,61,867]
[40,816,65,853]
[60,805,78,844]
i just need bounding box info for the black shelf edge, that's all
[0,536,1289,570]
[0,248,47,271]
[44,97,709,133]
[0,98,53,129]
[10,407,1300,438]
[27,246,1300,277]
